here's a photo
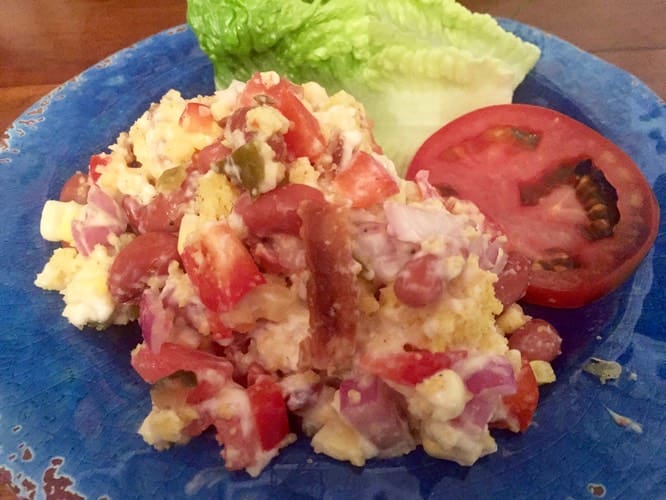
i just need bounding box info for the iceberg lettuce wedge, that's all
[187,0,540,173]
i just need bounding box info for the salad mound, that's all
[35,72,561,476]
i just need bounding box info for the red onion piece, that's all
[455,393,501,430]
[339,375,415,455]
[384,200,464,244]
[138,288,174,354]
[454,355,517,397]
[350,220,418,284]
[72,185,128,255]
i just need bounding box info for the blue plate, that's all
[1,20,664,499]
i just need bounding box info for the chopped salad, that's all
[36,72,563,476]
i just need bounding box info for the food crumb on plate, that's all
[587,482,607,497]
[582,357,622,384]
[605,407,643,434]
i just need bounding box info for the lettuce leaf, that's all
[187,0,540,174]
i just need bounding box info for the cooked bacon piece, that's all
[299,199,359,373]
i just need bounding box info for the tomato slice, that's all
[407,104,659,308]
[333,150,399,208]
[181,222,266,312]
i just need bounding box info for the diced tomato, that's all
[206,311,233,341]
[269,80,326,161]
[108,232,181,303]
[238,73,325,161]
[210,378,288,471]
[59,171,89,204]
[185,379,220,405]
[235,183,325,237]
[238,72,302,107]
[494,359,539,432]
[181,222,266,312]
[214,413,259,472]
[238,74,272,107]
[408,104,660,308]
[333,151,399,208]
[88,154,110,183]
[179,102,218,134]
[360,349,468,386]
[131,342,233,384]
[247,378,290,450]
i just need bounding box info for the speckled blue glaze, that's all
[0,20,664,499]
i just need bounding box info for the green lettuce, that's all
[187,0,540,174]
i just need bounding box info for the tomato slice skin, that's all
[407,104,659,308]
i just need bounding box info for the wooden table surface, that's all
[2,0,664,134]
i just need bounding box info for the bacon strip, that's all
[299,199,359,373]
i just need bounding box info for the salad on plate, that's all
[35,70,563,476]
[32,0,658,480]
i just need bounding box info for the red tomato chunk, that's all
[181,222,266,313]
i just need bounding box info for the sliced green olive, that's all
[225,140,266,193]
[156,166,187,193]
